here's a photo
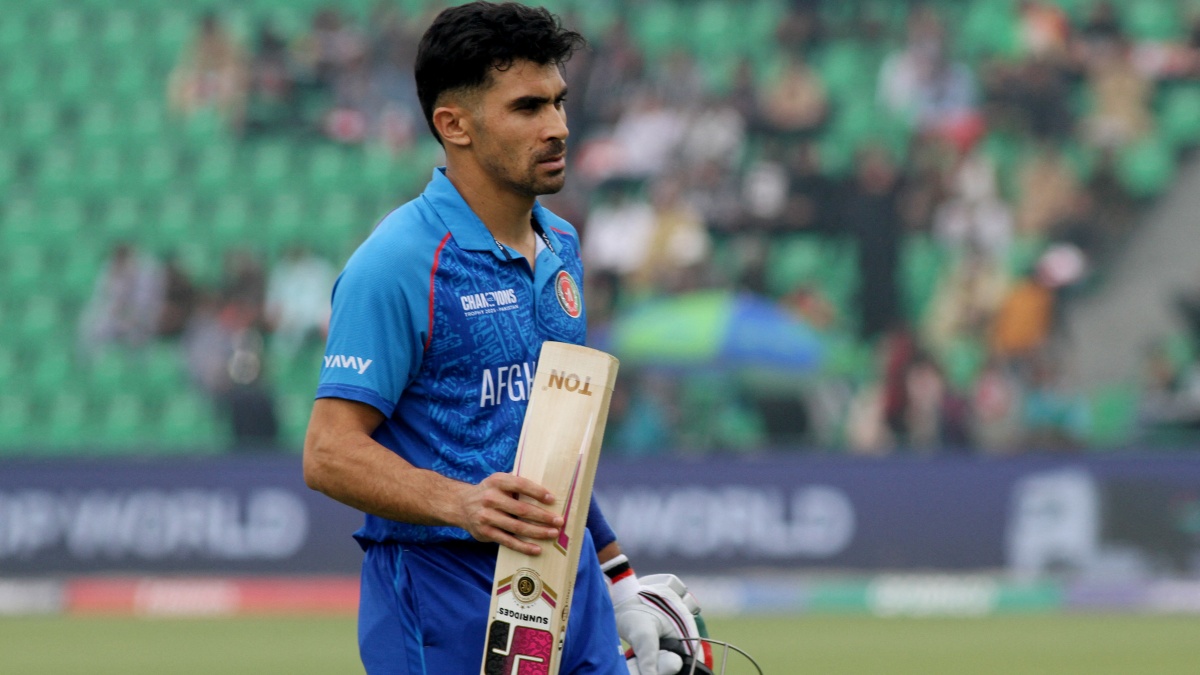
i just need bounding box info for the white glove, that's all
[603,554,705,675]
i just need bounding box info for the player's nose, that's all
[543,107,568,142]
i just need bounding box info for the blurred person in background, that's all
[183,288,279,451]
[245,23,299,135]
[878,6,978,136]
[990,268,1055,367]
[78,243,165,358]
[844,146,904,340]
[293,8,366,92]
[1138,338,1200,434]
[168,13,249,130]
[1083,39,1153,150]
[922,248,1009,355]
[265,245,336,363]
[156,252,200,339]
[182,250,278,448]
[1014,142,1082,237]
[933,150,1013,258]
[757,51,829,144]
[628,178,711,294]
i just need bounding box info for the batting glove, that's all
[602,555,712,675]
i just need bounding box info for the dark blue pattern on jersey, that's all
[320,168,588,546]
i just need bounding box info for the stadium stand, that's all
[3,0,1200,456]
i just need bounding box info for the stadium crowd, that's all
[78,0,1200,455]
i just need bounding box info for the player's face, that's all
[471,60,570,198]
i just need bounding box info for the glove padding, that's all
[616,574,709,675]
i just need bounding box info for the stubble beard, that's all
[481,140,568,198]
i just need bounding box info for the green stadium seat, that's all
[79,103,125,150]
[941,336,987,391]
[132,145,180,198]
[96,393,150,450]
[1083,383,1138,448]
[31,351,73,398]
[0,11,32,59]
[0,394,34,451]
[46,8,86,50]
[0,149,17,194]
[15,295,64,351]
[140,343,190,398]
[157,391,220,449]
[960,0,1021,60]
[149,193,198,251]
[100,9,142,55]
[210,194,254,248]
[766,235,825,296]
[631,0,684,60]
[45,390,94,448]
[306,145,352,193]
[86,349,138,399]
[4,244,47,297]
[1122,0,1182,42]
[59,245,105,304]
[264,192,310,251]
[901,234,945,324]
[15,100,59,150]
[1159,84,1200,149]
[42,197,88,243]
[100,195,144,243]
[192,141,238,194]
[1,59,43,106]
[1116,134,1175,198]
[34,147,83,198]
[55,60,96,105]
[815,42,876,104]
[153,9,195,63]
[83,148,130,201]
[277,392,314,452]
[249,142,294,193]
[690,1,738,58]
[125,99,171,147]
[0,198,40,248]
[0,346,15,392]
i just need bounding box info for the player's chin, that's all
[532,172,567,195]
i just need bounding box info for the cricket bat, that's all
[480,341,619,675]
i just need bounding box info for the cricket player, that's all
[303,3,707,674]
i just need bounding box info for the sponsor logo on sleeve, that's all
[323,355,373,375]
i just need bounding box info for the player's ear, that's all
[433,104,472,148]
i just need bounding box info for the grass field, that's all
[1,614,1198,674]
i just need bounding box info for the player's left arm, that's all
[592,525,711,675]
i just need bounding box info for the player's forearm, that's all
[596,541,623,565]
[303,425,468,528]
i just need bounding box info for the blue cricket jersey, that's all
[317,168,616,549]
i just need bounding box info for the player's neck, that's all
[445,162,536,251]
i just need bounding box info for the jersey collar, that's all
[422,167,567,259]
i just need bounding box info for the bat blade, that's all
[480,342,619,675]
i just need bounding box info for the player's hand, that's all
[616,574,711,675]
[455,472,563,555]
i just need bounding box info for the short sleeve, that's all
[586,494,617,552]
[315,250,424,418]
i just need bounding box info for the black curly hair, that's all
[415,2,585,144]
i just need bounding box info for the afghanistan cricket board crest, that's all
[555,271,581,319]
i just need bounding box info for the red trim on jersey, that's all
[549,226,572,237]
[425,233,452,351]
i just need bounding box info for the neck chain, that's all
[493,218,554,261]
